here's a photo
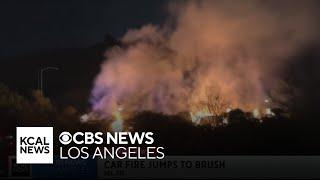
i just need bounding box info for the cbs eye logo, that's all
[59,132,72,145]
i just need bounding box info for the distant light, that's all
[264,99,269,103]
[6,135,13,140]
[80,114,89,123]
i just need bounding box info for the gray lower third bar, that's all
[97,156,320,179]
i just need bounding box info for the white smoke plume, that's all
[90,0,320,116]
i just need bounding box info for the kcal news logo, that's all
[16,127,53,164]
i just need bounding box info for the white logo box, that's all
[16,127,53,164]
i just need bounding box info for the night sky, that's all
[0,0,168,58]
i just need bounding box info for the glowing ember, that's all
[253,108,261,119]
[190,106,213,124]
[222,118,229,125]
[265,108,275,117]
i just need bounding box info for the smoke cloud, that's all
[91,0,320,116]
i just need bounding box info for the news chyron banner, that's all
[6,127,320,178]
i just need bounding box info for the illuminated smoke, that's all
[90,0,319,117]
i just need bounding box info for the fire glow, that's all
[87,1,319,130]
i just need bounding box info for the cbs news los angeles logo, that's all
[16,127,164,163]
[16,127,53,164]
